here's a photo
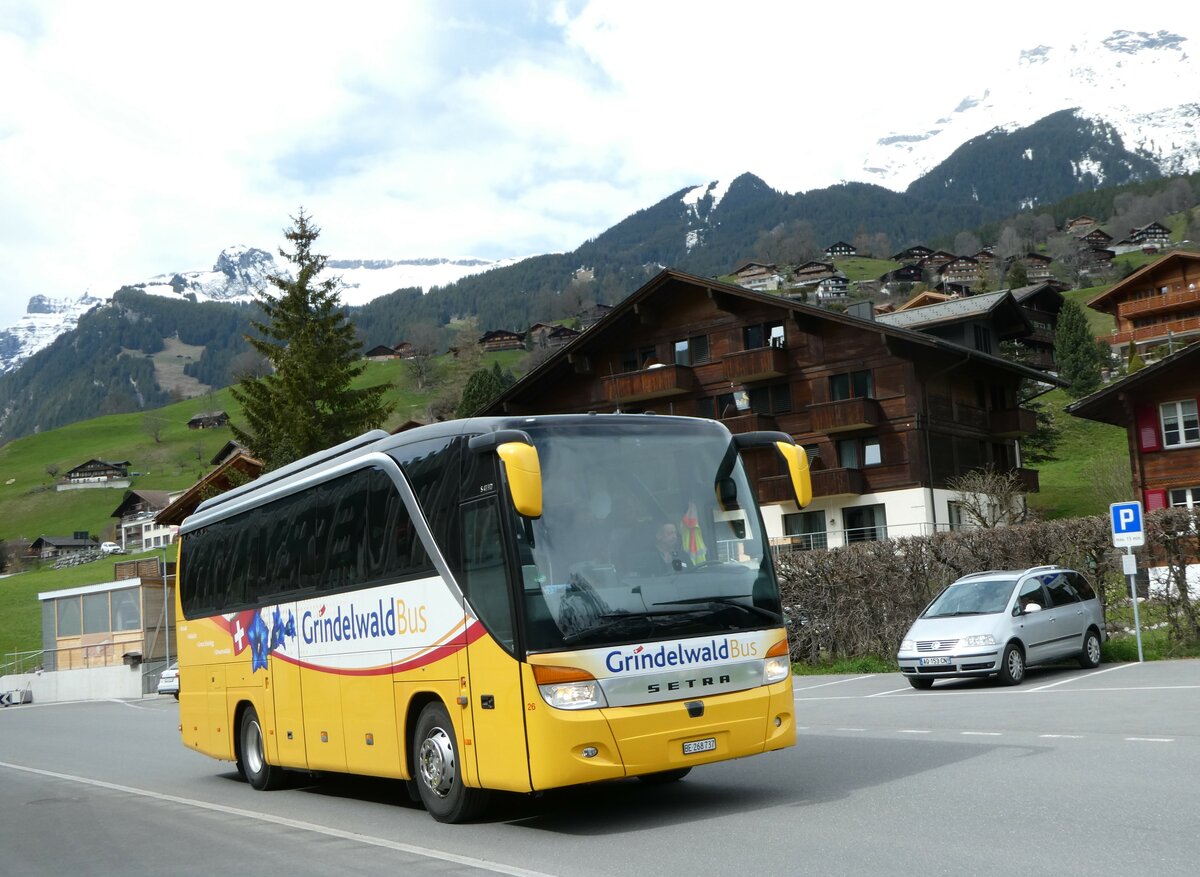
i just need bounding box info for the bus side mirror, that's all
[497,442,543,519]
[774,441,812,508]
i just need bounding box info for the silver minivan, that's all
[897,566,1105,689]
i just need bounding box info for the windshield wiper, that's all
[560,609,702,645]
[654,595,780,623]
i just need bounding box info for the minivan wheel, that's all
[908,677,934,690]
[1079,629,1102,669]
[998,643,1025,685]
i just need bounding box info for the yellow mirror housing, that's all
[497,442,543,518]
[775,441,812,508]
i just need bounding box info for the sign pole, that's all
[1111,501,1146,664]
[1124,546,1145,663]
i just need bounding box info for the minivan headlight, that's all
[900,639,914,652]
[964,634,997,647]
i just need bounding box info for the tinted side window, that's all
[1017,579,1047,612]
[1068,571,1096,601]
[1043,573,1080,608]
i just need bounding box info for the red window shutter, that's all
[1145,489,1168,511]
[1136,405,1162,452]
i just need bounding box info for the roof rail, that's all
[1023,564,1060,573]
[194,429,391,515]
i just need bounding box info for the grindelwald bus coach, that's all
[175,413,811,822]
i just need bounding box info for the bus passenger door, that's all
[460,497,531,793]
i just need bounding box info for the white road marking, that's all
[867,686,914,697]
[793,675,876,692]
[1027,663,1137,691]
[1039,734,1084,739]
[896,729,931,734]
[1125,737,1174,743]
[835,727,867,732]
[0,761,553,877]
[961,731,1002,736]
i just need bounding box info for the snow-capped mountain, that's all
[860,29,1200,190]
[0,248,516,374]
[0,293,106,375]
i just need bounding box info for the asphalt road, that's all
[2,660,1197,876]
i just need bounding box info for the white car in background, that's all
[100,542,126,555]
[157,663,179,699]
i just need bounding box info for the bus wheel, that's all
[638,767,691,784]
[238,705,285,791]
[413,702,488,823]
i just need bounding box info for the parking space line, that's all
[961,731,1002,736]
[868,686,914,697]
[1027,663,1136,692]
[793,675,876,692]
[1125,737,1174,743]
[897,729,931,734]
[1039,734,1084,739]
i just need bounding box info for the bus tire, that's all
[238,705,285,791]
[413,701,488,823]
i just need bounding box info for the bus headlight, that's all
[763,638,791,684]
[533,664,608,710]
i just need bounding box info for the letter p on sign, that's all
[1110,501,1145,548]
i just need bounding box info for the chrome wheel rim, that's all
[244,719,264,775]
[1008,649,1024,680]
[419,726,455,798]
[1087,634,1101,664]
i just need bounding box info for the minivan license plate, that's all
[682,737,717,755]
[919,656,952,666]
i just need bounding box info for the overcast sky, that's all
[0,1,1182,327]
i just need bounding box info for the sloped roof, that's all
[110,489,173,519]
[1066,339,1200,427]
[876,290,1024,330]
[1087,251,1200,312]
[481,269,1061,414]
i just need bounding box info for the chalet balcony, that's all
[602,364,697,403]
[722,345,789,383]
[1116,287,1199,319]
[756,474,797,505]
[721,413,778,434]
[989,407,1037,438]
[810,467,866,497]
[1108,316,1200,346]
[808,397,883,433]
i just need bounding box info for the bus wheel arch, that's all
[410,699,489,823]
[236,701,286,790]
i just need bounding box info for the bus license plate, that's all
[919,656,952,666]
[682,737,717,755]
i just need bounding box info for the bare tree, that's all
[1083,448,1133,508]
[230,350,271,380]
[142,415,165,444]
[404,322,443,391]
[45,463,59,479]
[946,466,1029,528]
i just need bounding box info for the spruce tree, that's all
[1053,300,1103,398]
[231,210,393,470]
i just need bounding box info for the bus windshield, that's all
[510,419,781,652]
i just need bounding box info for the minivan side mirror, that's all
[1022,602,1042,615]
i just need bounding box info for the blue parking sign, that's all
[1110,501,1144,548]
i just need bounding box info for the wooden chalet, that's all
[897,291,953,311]
[1019,252,1054,281]
[917,251,956,272]
[578,303,612,330]
[791,260,836,283]
[155,448,264,529]
[1010,282,1066,371]
[1067,340,1200,512]
[28,535,96,561]
[877,291,1031,359]
[1081,228,1114,248]
[892,245,934,264]
[63,459,131,484]
[481,269,1058,550]
[363,344,401,361]
[824,241,857,258]
[1087,252,1200,358]
[111,489,177,552]
[1130,221,1171,250]
[526,323,559,349]
[478,329,525,352]
[547,325,581,348]
[186,410,229,430]
[941,256,981,289]
[879,264,925,294]
[732,260,783,291]
[1066,215,1099,233]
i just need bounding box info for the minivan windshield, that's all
[512,418,781,651]
[922,578,1018,618]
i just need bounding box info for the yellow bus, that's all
[175,414,811,822]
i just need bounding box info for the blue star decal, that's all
[247,611,270,672]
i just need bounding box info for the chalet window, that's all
[748,383,792,416]
[837,437,881,469]
[947,501,967,532]
[710,391,750,418]
[1169,487,1200,509]
[673,335,710,366]
[783,510,827,551]
[1160,400,1200,448]
[830,369,873,401]
[743,321,785,350]
[973,325,992,354]
[621,345,657,373]
[844,504,887,543]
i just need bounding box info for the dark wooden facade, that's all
[483,271,1053,536]
[1067,340,1200,511]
